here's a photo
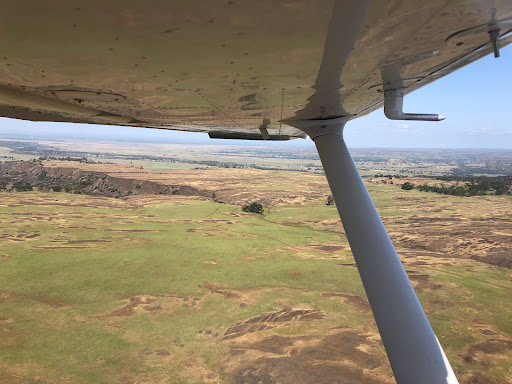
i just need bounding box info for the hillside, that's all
[0,162,511,383]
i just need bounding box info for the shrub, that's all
[242,202,264,214]
[11,181,33,192]
[401,182,414,190]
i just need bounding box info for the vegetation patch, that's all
[242,202,264,214]
[0,165,510,383]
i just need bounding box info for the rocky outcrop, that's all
[0,160,214,199]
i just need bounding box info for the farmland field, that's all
[0,166,511,384]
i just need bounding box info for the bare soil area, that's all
[228,329,393,384]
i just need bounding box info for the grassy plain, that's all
[3,138,512,176]
[0,169,511,384]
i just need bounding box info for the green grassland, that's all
[0,187,511,383]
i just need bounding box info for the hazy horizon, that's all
[2,124,512,151]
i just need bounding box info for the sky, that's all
[0,46,511,149]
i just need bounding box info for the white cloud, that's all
[391,123,410,133]
[468,127,512,136]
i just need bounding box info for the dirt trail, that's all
[197,206,221,221]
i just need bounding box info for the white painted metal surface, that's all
[303,120,458,383]
[383,87,445,121]
[0,1,511,134]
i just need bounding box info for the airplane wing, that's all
[0,0,511,140]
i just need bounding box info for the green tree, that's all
[11,181,33,192]
[401,182,414,190]
[242,202,264,214]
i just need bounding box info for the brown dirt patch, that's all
[203,282,220,290]
[199,218,235,224]
[462,339,512,365]
[225,211,243,217]
[336,262,357,268]
[473,325,499,336]
[290,273,302,278]
[100,294,202,318]
[304,244,345,253]
[405,270,443,292]
[228,330,393,384]
[203,282,240,299]
[223,307,325,340]
[233,334,316,355]
[62,239,112,244]
[109,303,137,317]
[321,293,370,312]
[155,349,171,357]
[465,371,509,384]
[0,231,41,242]
[34,246,94,250]
[390,217,512,269]
[105,229,166,233]
[427,300,456,310]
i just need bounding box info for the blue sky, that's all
[0,46,511,149]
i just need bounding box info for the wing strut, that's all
[297,119,459,383]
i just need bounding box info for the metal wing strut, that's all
[291,1,459,382]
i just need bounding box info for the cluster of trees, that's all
[10,181,34,192]
[0,168,101,194]
[32,173,98,194]
[374,174,404,179]
[401,176,511,196]
[0,180,75,193]
[36,184,73,193]
[38,156,99,164]
[242,202,264,214]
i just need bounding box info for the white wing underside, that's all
[0,0,511,139]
